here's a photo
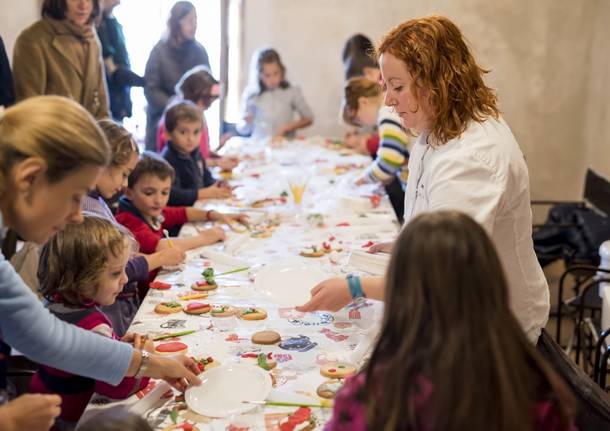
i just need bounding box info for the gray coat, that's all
[144,38,209,150]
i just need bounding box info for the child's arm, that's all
[142,248,186,272]
[155,227,225,252]
[361,117,410,185]
[185,208,250,229]
[278,86,314,136]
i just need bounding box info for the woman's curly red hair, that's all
[378,15,499,145]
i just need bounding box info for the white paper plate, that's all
[185,364,271,417]
[254,260,328,306]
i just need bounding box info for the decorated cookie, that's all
[191,280,217,291]
[278,407,315,431]
[193,356,219,372]
[251,330,281,345]
[209,304,236,317]
[320,362,356,379]
[299,246,325,258]
[155,341,188,355]
[240,352,277,370]
[316,379,344,399]
[251,198,275,208]
[154,301,183,314]
[238,307,268,321]
[149,280,172,290]
[279,335,317,352]
[184,302,211,315]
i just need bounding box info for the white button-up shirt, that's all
[404,116,549,341]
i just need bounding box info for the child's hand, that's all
[216,156,239,171]
[158,246,186,267]
[214,212,250,230]
[0,394,61,431]
[354,176,368,186]
[198,226,226,243]
[198,183,233,200]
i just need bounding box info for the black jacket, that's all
[162,140,216,206]
[0,35,15,107]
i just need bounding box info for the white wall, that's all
[242,0,610,200]
[0,0,40,62]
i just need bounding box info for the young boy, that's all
[161,101,233,206]
[116,153,247,296]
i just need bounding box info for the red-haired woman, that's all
[298,15,549,344]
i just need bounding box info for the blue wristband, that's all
[346,274,365,299]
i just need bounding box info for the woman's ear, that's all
[12,157,48,200]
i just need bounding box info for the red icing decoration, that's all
[187,302,209,311]
[335,222,350,227]
[361,240,375,248]
[156,341,187,353]
[150,281,171,290]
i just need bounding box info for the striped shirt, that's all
[366,106,410,187]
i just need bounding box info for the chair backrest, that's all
[584,168,610,217]
[537,329,610,430]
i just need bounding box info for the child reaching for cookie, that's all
[161,101,233,206]
[325,211,576,431]
[237,48,313,139]
[116,153,247,296]
[31,215,152,430]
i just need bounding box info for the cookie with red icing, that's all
[155,341,188,355]
[191,280,218,291]
[278,407,315,431]
[193,356,219,372]
[184,302,211,315]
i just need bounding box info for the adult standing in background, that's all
[144,1,210,151]
[0,35,15,108]
[12,0,110,119]
[298,16,550,343]
[98,0,145,121]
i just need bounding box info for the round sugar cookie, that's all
[320,362,356,379]
[155,341,188,355]
[184,302,211,315]
[316,379,344,399]
[299,247,325,258]
[154,301,183,314]
[251,330,281,345]
[209,304,236,317]
[238,307,268,321]
[191,280,218,291]
[194,356,220,372]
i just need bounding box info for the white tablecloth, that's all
[81,137,399,430]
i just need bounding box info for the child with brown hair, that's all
[161,100,234,206]
[116,153,247,296]
[325,211,575,431]
[157,65,238,172]
[31,215,151,430]
[237,48,313,139]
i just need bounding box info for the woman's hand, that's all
[145,354,202,390]
[295,277,352,312]
[0,394,61,431]
[122,333,154,353]
[368,241,394,254]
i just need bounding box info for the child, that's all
[157,65,238,172]
[342,76,410,221]
[79,119,186,335]
[116,153,246,295]
[325,211,576,431]
[341,33,381,82]
[32,215,151,430]
[161,101,233,206]
[237,48,313,139]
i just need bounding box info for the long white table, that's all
[81,137,399,430]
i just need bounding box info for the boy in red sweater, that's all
[116,153,247,296]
